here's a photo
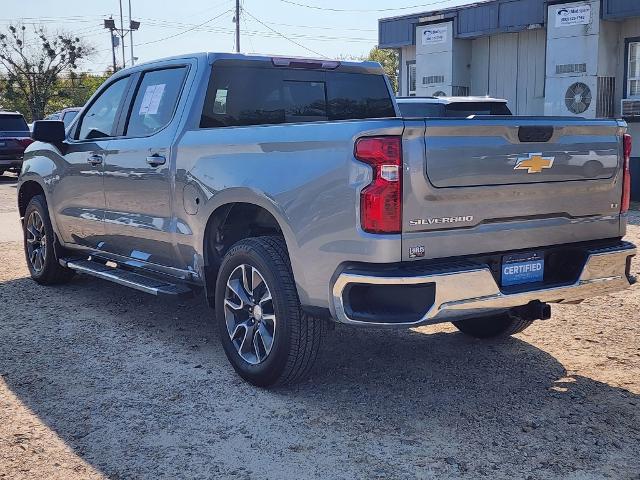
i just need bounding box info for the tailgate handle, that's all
[518,126,554,143]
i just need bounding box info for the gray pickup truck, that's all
[18,53,636,387]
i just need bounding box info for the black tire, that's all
[215,236,325,387]
[0,170,5,177]
[23,195,75,285]
[452,312,533,339]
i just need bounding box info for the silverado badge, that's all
[514,153,554,174]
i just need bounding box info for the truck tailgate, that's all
[401,118,627,261]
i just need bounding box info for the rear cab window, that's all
[0,115,29,132]
[200,62,396,128]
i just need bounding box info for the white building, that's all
[379,0,640,199]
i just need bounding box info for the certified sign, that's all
[555,4,591,27]
[422,25,447,45]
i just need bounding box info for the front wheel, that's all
[23,195,75,285]
[215,236,325,387]
[453,312,533,339]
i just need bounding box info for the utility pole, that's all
[104,2,140,73]
[127,0,141,65]
[104,18,118,72]
[129,0,134,65]
[235,0,240,53]
[119,0,126,68]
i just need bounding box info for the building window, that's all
[628,41,640,97]
[407,62,416,96]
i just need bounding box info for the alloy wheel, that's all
[223,264,276,365]
[26,210,47,274]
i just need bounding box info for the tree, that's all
[367,47,399,93]
[0,25,94,121]
[47,71,110,113]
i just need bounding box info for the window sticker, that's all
[139,84,166,115]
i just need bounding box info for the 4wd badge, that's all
[409,245,425,258]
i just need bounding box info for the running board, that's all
[61,258,194,297]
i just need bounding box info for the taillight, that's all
[354,136,402,234]
[622,134,632,214]
[17,137,33,149]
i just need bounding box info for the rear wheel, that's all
[23,195,75,285]
[453,312,533,339]
[215,236,325,387]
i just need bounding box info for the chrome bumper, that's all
[332,242,636,327]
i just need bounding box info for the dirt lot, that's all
[1,172,639,479]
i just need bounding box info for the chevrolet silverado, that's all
[18,53,636,386]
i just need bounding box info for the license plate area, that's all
[501,252,544,286]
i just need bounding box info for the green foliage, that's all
[367,47,399,93]
[0,25,96,121]
[46,72,110,116]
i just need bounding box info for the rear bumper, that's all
[331,241,636,327]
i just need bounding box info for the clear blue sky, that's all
[1,0,469,73]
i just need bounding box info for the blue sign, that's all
[502,253,544,286]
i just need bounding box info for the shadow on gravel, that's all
[0,274,638,479]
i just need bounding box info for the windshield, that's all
[444,102,512,117]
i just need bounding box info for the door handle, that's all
[87,154,103,166]
[146,154,166,167]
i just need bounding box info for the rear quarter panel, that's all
[174,118,405,308]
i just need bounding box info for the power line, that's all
[180,0,235,19]
[123,8,234,48]
[125,16,376,41]
[276,0,461,13]
[262,20,376,32]
[140,22,375,42]
[242,8,327,58]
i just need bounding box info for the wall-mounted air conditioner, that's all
[621,99,640,119]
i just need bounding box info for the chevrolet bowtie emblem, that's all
[514,153,555,174]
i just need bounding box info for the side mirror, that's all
[32,120,66,143]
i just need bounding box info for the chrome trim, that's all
[332,243,636,327]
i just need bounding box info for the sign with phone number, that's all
[555,4,591,27]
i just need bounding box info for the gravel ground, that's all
[1,173,639,479]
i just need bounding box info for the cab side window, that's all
[77,77,129,140]
[125,67,187,137]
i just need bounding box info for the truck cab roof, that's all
[113,52,385,76]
